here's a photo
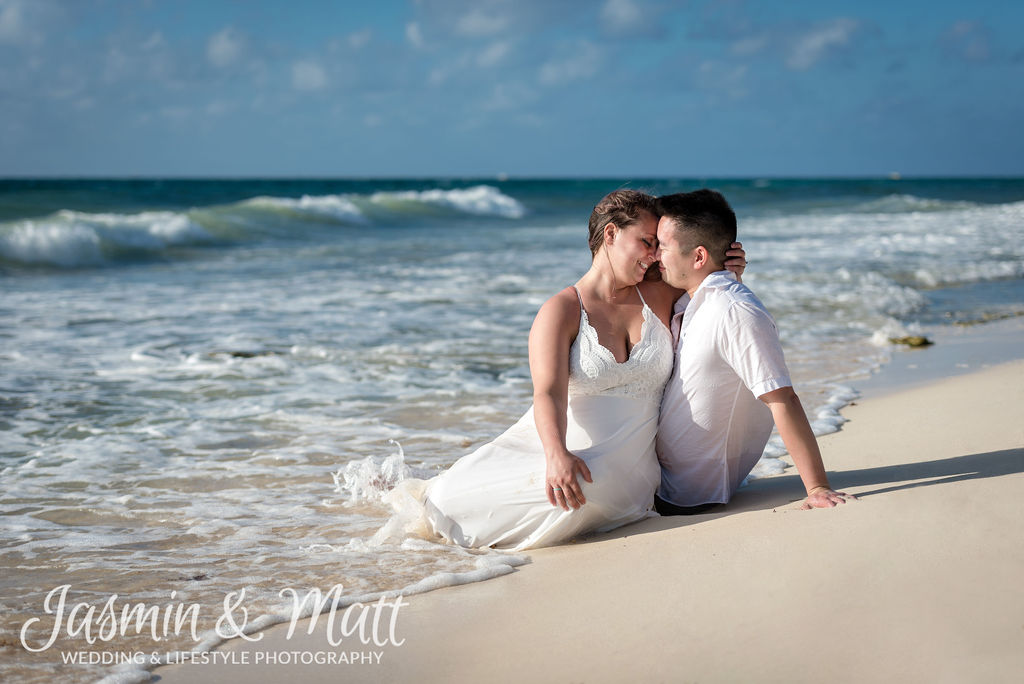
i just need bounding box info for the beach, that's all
[2,178,1023,682]
[4,0,1024,675]
[154,321,1024,684]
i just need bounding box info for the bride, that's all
[396,190,744,551]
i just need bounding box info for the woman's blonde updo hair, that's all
[587,189,658,257]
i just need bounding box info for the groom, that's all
[653,190,851,514]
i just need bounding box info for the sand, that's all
[155,357,1024,684]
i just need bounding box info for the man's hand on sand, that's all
[801,487,856,509]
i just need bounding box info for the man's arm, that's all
[759,386,854,509]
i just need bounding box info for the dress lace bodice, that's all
[568,288,674,402]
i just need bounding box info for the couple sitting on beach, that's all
[401,189,850,551]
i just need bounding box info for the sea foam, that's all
[237,185,526,224]
[240,194,368,223]
[368,185,526,218]
[0,210,212,267]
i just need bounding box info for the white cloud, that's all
[601,0,641,33]
[47,83,80,100]
[205,100,233,116]
[141,31,165,51]
[292,60,327,91]
[0,0,26,43]
[481,81,538,112]
[731,35,768,57]
[696,60,748,99]
[600,0,665,38]
[427,51,473,86]
[159,106,191,122]
[0,0,52,45]
[207,26,243,68]
[348,28,372,50]
[941,21,991,63]
[456,9,508,37]
[539,42,602,86]
[428,65,448,86]
[478,40,511,68]
[786,18,859,71]
[103,45,130,83]
[93,28,178,87]
[406,22,424,48]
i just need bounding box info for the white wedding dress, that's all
[413,287,674,551]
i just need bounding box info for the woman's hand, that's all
[546,450,593,511]
[724,241,747,281]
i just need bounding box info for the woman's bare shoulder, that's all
[638,280,682,315]
[532,286,582,336]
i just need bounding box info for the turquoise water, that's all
[2,177,1023,682]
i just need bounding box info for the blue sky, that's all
[1,0,1021,177]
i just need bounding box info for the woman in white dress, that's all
[410,190,745,551]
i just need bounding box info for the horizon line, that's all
[3,173,1024,182]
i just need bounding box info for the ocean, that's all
[2,177,1023,682]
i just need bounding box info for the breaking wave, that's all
[0,185,527,269]
[0,210,215,268]
[238,184,525,223]
[851,193,983,213]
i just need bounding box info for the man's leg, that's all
[654,495,721,516]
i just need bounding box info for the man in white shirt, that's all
[653,190,851,514]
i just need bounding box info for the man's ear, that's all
[693,245,710,268]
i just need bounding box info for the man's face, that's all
[655,216,694,290]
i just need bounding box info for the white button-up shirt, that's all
[656,271,792,507]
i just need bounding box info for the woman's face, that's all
[608,211,659,284]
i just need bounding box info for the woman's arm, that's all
[527,289,593,511]
[724,241,746,283]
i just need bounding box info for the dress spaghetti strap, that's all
[571,285,585,311]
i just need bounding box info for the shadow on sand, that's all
[585,447,1024,543]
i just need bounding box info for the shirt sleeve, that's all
[718,301,792,399]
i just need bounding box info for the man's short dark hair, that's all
[655,189,737,268]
